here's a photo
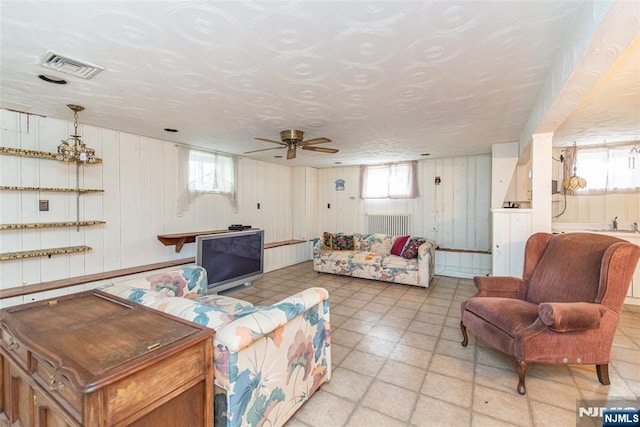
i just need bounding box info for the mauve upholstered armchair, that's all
[460,232,640,395]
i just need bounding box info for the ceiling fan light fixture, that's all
[280,129,304,141]
[246,129,338,159]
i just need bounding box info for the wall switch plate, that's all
[39,200,49,211]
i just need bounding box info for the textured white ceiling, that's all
[0,1,638,167]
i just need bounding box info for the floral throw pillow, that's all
[332,233,355,250]
[402,238,426,259]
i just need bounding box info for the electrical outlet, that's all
[39,200,49,211]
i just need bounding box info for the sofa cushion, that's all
[100,284,171,305]
[112,266,207,298]
[464,297,539,337]
[357,233,394,254]
[391,235,411,256]
[332,233,355,250]
[320,251,382,267]
[382,254,418,271]
[322,232,333,250]
[402,238,426,259]
[196,294,256,316]
[147,297,252,330]
[351,252,383,266]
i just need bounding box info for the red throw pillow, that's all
[391,235,411,256]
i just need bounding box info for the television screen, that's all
[196,230,264,293]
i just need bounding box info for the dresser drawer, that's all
[33,357,82,416]
[0,325,28,368]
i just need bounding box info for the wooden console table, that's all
[0,290,214,426]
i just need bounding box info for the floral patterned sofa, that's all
[313,232,436,287]
[99,265,331,427]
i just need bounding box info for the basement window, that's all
[177,146,237,216]
[360,161,419,199]
[572,143,640,194]
[188,149,235,194]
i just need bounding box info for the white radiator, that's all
[366,214,410,235]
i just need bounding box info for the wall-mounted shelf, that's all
[0,221,106,230]
[0,146,102,163]
[0,245,92,261]
[158,229,257,253]
[0,185,104,193]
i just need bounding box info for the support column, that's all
[531,133,553,233]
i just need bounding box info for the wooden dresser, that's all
[0,290,214,426]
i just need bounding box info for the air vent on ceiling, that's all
[37,51,103,80]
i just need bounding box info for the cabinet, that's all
[0,290,214,426]
[491,208,532,276]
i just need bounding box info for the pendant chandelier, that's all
[563,141,587,191]
[56,104,97,163]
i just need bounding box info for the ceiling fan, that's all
[245,129,338,160]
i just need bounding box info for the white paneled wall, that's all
[0,110,302,292]
[1,108,495,294]
[315,155,492,277]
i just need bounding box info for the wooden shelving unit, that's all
[0,221,106,230]
[0,146,102,163]
[0,146,105,258]
[0,185,104,193]
[0,245,92,261]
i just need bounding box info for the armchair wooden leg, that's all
[596,364,610,385]
[460,321,468,347]
[516,359,530,395]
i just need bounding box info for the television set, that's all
[196,229,264,293]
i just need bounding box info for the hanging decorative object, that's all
[563,141,587,191]
[56,104,98,163]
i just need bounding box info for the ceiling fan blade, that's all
[244,146,285,154]
[255,137,286,146]
[301,137,332,146]
[302,146,339,154]
[287,148,297,159]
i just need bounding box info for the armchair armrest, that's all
[472,276,528,299]
[216,287,330,353]
[538,302,607,332]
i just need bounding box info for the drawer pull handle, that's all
[49,375,65,392]
[147,342,161,351]
[8,337,19,351]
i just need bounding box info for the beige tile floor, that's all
[223,261,640,427]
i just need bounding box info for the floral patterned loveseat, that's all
[313,232,436,287]
[99,265,331,427]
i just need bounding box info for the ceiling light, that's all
[38,74,68,84]
[421,153,430,156]
[164,128,178,132]
[56,104,97,163]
